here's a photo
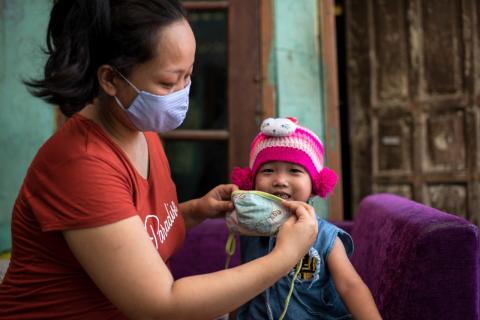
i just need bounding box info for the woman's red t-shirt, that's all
[0,114,185,319]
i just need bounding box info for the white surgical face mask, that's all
[114,71,190,133]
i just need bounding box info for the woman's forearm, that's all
[179,199,203,229]
[167,249,295,320]
[65,207,316,320]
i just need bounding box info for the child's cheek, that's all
[253,176,266,193]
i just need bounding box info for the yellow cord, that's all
[0,252,11,260]
[225,232,236,269]
[223,232,303,320]
[225,232,303,320]
[278,258,303,320]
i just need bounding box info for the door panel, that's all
[422,0,464,95]
[374,115,413,174]
[424,111,466,172]
[346,0,479,224]
[373,0,409,103]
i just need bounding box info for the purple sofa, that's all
[169,193,480,319]
[341,194,479,320]
[169,218,241,279]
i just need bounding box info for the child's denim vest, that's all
[237,218,353,320]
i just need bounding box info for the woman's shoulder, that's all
[27,114,132,185]
[21,115,139,229]
[39,114,125,164]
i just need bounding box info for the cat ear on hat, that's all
[286,116,298,124]
[230,166,253,190]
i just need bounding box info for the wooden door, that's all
[346,0,480,224]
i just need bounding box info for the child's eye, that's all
[259,168,274,173]
[290,168,305,174]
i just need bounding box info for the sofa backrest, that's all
[350,193,479,320]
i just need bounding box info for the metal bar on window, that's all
[161,130,229,141]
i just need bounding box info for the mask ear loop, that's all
[112,67,141,93]
[278,258,303,320]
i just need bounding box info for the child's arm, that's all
[327,238,382,320]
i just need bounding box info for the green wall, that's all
[271,0,329,218]
[0,0,54,251]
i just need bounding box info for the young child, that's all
[229,117,381,320]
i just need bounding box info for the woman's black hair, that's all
[24,0,187,117]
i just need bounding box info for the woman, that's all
[0,1,318,319]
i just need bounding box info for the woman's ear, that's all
[97,65,119,96]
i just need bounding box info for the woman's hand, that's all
[197,184,238,218]
[273,200,318,267]
[179,184,238,228]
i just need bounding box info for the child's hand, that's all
[273,200,318,265]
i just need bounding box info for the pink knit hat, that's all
[230,117,338,198]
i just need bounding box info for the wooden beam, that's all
[160,130,229,140]
[260,0,275,119]
[319,0,344,220]
[182,1,229,10]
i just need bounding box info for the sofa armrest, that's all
[351,193,479,320]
